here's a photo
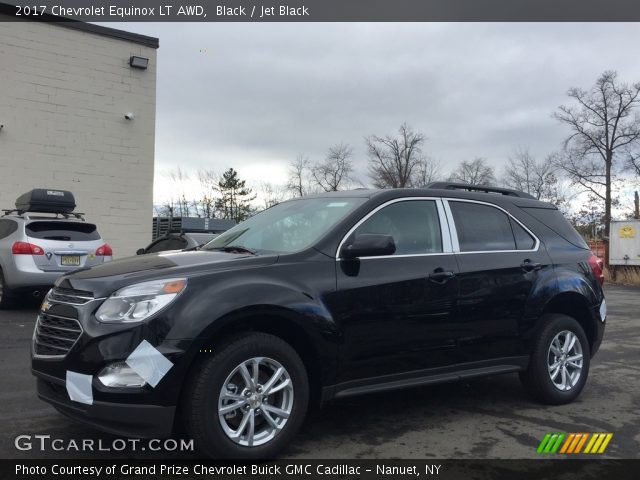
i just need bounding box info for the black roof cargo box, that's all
[15,189,76,214]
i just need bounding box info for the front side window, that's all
[352,200,443,255]
[450,202,517,252]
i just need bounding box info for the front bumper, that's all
[31,291,198,439]
[36,374,175,438]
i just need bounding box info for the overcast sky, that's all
[117,22,640,203]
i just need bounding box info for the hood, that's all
[56,250,278,297]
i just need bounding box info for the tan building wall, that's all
[0,16,158,257]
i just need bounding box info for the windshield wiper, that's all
[211,245,257,255]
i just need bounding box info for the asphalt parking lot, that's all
[0,284,638,459]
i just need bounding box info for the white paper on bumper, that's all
[66,371,93,405]
[125,340,174,388]
[599,299,607,322]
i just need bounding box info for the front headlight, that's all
[95,278,187,323]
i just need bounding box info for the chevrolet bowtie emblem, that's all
[41,301,51,312]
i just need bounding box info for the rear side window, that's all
[0,219,18,239]
[450,202,516,252]
[354,200,443,255]
[521,207,588,249]
[26,221,100,241]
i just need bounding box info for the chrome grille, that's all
[48,287,94,305]
[34,314,83,356]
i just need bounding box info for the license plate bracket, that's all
[60,255,81,266]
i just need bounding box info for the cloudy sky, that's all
[117,22,640,204]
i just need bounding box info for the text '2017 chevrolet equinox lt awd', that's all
[31,183,606,458]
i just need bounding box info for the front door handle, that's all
[428,270,456,283]
[520,259,542,272]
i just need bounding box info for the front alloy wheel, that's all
[184,333,308,459]
[218,357,294,447]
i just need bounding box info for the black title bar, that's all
[2,0,640,22]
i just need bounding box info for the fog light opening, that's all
[98,362,147,387]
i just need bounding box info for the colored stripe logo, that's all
[537,433,613,454]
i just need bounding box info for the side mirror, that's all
[136,248,146,255]
[341,233,396,259]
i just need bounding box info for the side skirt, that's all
[321,356,529,402]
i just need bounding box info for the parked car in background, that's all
[32,183,605,458]
[136,231,219,255]
[0,189,112,308]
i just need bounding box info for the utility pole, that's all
[635,191,639,219]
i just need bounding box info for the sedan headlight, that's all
[95,278,187,323]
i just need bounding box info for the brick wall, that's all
[0,16,157,257]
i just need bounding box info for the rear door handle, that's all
[520,259,542,272]
[428,270,456,283]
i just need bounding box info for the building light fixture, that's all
[129,56,149,69]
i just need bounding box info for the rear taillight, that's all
[11,241,44,255]
[588,254,604,286]
[95,244,113,256]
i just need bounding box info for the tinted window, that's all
[510,218,536,250]
[450,202,516,252]
[0,219,18,239]
[521,207,588,249]
[26,221,100,241]
[147,237,188,253]
[353,200,443,255]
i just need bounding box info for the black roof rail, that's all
[426,182,536,199]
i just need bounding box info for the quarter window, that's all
[0,219,18,239]
[450,202,518,252]
[352,200,443,255]
[510,218,536,250]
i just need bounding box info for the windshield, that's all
[202,197,365,254]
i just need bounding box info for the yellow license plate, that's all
[60,255,80,266]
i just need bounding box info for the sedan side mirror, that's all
[136,248,146,255]
[341,233,396,259]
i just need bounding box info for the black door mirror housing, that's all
[136,248,146,255]
[341,233,396,259]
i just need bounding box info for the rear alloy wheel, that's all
[520,314,590,405]
[184,333,308,459]
[547,330,584,392]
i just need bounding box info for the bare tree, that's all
[413,157,442,186]
[286,154,312,197]
[502,147,566,202]
[366,123,426,188]
[259,182,288,209]
[311,143,354,192]
[197,169,219,218]
[449,158,496,185]
[554,70,640,239]
[164,167,194,216]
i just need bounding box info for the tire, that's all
[520,314,590,405]
[184,332,309,459]
[0,269,14,309]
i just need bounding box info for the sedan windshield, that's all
[202,197,365,254]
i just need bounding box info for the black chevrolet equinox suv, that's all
[32,183,606,458]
